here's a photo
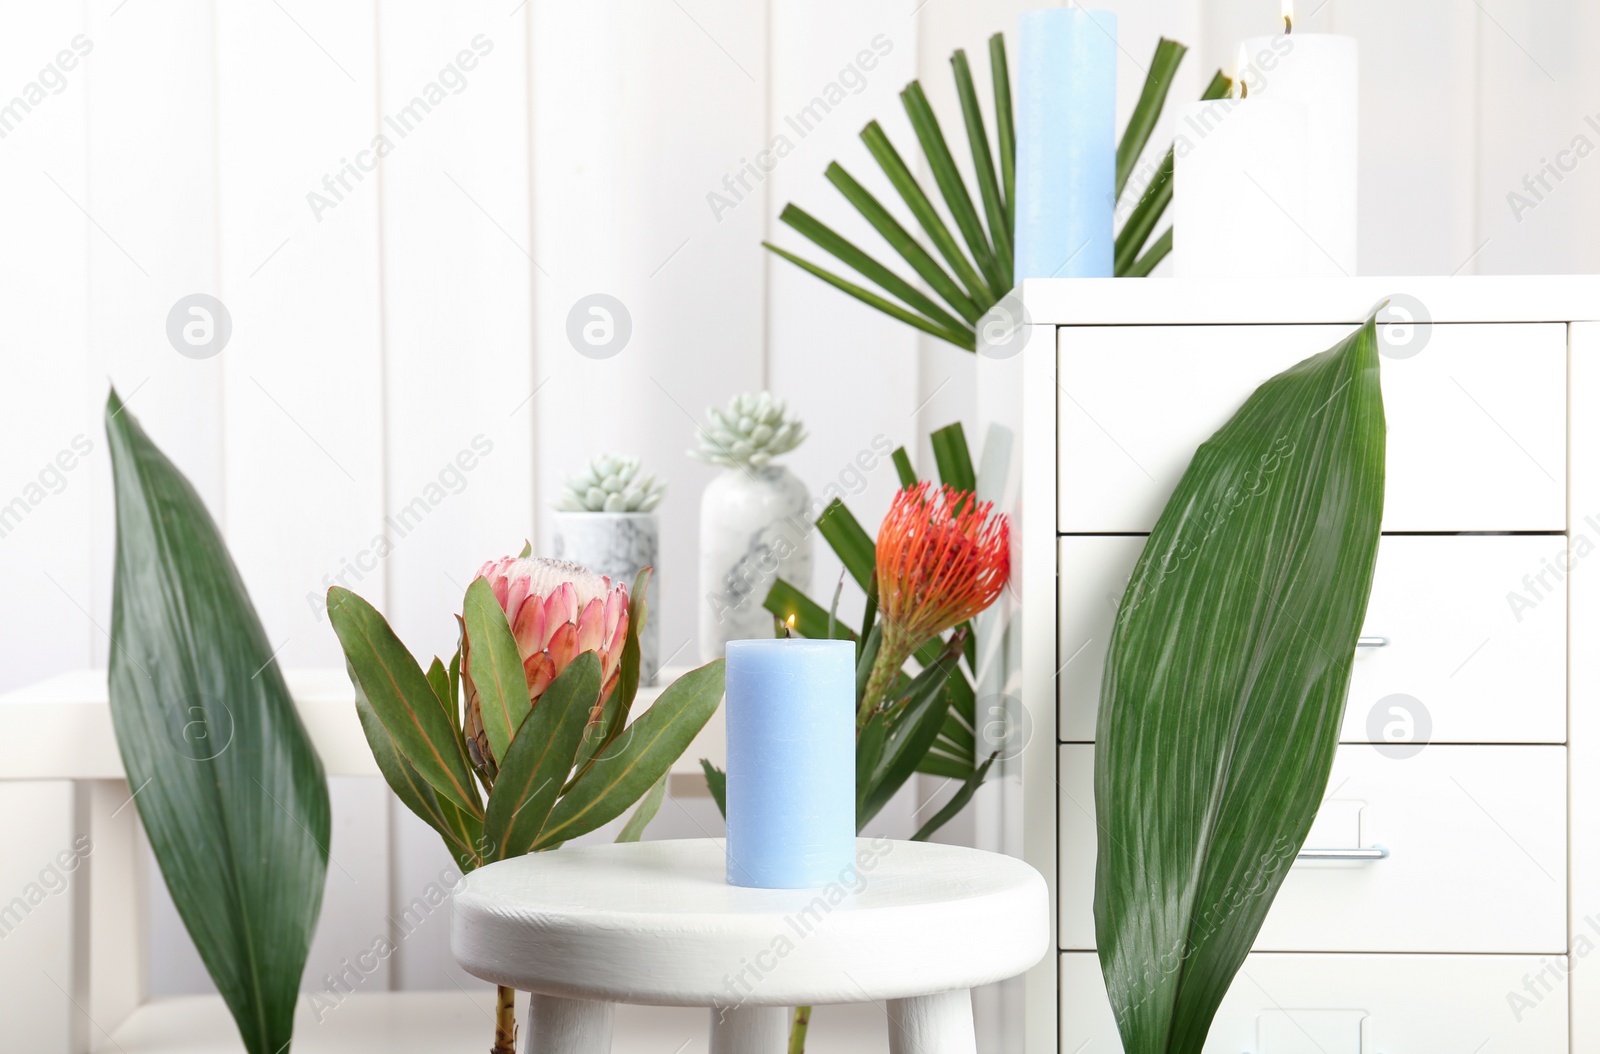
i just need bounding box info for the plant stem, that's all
[491,985,517,1054]
[789,1005,812,1054]
[858,630,912,730]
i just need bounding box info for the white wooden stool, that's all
[451,838,1048,1054]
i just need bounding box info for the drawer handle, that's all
[1356,635,1389,648]
[1296,845,1389,861]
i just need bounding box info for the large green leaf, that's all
[353,671,482,870]
[462,576,531,766]
[537,659,726,846]
[1093,319,1386,1052]
[328,587,482,816]
[105,390,330,1054]
[483,654,599,860]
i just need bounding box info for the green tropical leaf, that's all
[816,498,876,591]
[778,204,970,336]
[425,657,454,723]
[891,446,918,488]
[327,588,482,816]
[824,163,981,324]
[616,773,669,843]
[858,635,966,827]
[930,421,976,494]
[105,390,330,1054]
[988,33,1016,236]
[1094,318,1386,1053]
[353,670,481,869]
[537,660,726,847]
[462,576,531,766]
[483,654,599,860]
[901,81,1006,295]
[1115,70,1231,273]
[700,759,728,817]
[860,119,990,303]
[762,242,975,349]
[1126,227,1173,278]
[856,712,888,817]
[912,751,998,842]
[1116,38,1187,198]
[951,48,1012,275]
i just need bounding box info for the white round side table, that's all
[451,837,1048,1054]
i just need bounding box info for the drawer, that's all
[1058,534,1567,745]
[1059,744,1567,953]
[1058,323,1566,532]
[1060,951,1569,1052]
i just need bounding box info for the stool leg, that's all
[523,992,615,1054]
[709,1005,788,1054]
[886,990,976,1054]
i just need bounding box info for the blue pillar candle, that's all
[1013,7,1117,281]
[724,638,856,888]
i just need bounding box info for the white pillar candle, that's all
[1239,11,1358,276]
[1172,96,1309,278]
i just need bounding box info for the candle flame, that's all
[1282,0,1293,33]
[1234,43,1249,99]
[784,614,796,638]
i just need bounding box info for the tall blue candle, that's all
[1013,7,1117,281]
[724,638,856,889]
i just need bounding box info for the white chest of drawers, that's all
[974,277,1600,1054]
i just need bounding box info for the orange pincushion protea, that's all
[862,482,1009,724]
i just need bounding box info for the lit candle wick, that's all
[783,614,797,639]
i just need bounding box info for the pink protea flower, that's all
[462,556,630,769]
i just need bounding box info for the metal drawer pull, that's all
[1356,635,1389,648]
[1296,845,1389,861]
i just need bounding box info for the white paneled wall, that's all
[4,0,1598,1001]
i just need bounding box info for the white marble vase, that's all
[698,465,812,661]
[551,511,660,685]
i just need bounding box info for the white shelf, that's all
[103,992,888,1053]
[0,666,719,781]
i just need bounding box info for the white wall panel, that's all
[215,0,386,669]
[766,0,921,633]
[531,0,767,667]
[0,3,93,695]
[84,0,225,670]
[376,0,535,993]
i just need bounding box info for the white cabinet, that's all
[1059,535,1568,745]
[1057,323,1566,533]
[975,277,1600,1054]
[1059,744,1568,954]
[1060,952,1569,1052]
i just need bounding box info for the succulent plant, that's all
[556,454,665,513]
[690,390,807,469]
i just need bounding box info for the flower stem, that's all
[788,1005,812,1054]
[491,985,517,1054]
[858,630,913,730]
